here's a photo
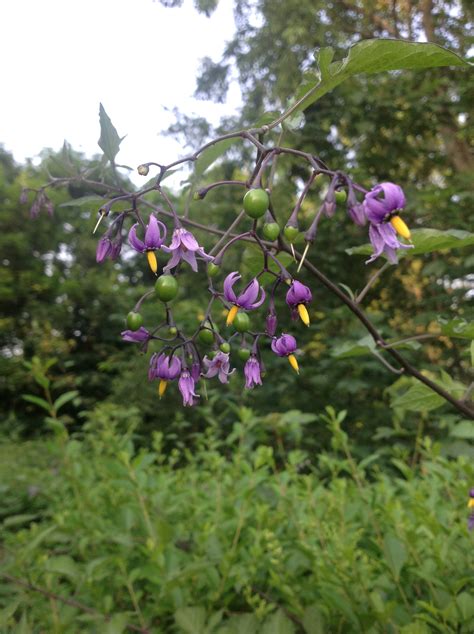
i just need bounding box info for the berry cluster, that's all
[95,151,412,405]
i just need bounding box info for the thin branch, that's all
[0,573,151,633]
[288,246,474,419]
[356,262,391,303]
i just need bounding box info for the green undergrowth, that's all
[0,407,473,633]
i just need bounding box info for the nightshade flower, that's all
[121,326,150,343]
[265,311,277,337]
[178,368,199,407]
[271,333,299,373]
[128,214,167,274]
[163,227,213,273]
[468,488,474,531]
[286,281,313,326]
[202,351,234,383]
[244,355,262,389]
[96,236,122,263]
[148,353,181,397]
[363,182,413,264]
[223,272,266,326]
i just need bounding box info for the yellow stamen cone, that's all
[147,250,158,274]
[468,498,474,509]
[288,354,299,374]
[226,305,239,326]
[158,380,168,398]
[297,304,310,327]
[390,215,411,240]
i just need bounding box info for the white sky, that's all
[0,0,241,181]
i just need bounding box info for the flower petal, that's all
[128,224,146,252]
[223,272,240,304]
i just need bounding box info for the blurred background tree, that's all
[0,0,472,455]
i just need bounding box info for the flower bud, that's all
[137,164,149,176]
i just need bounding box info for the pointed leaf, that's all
[98,103,124,162]
[53,390,79,412]
[261,610,295,634]
[22,394,52,413]
[439,318,474,340]
[383,533,407,581]
[194,138,241,178]
[291,40,469,116]
[174,606,207,634]
[59,195,105,208]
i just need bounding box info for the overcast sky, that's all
[0,0,241,178]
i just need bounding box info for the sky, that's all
[0,0,241,180]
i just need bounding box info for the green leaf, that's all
[194,138,241,179]
[439,318,474,340]
[59,195,105,208]
[53,390,79,412]
[174,607,207,634]
[391,383,446,412]
[383,533,407,581]
[98,103,124,162]
[316,47,335,81]
[331,335,375,359]
[302,604,326,634]
[291,40,469,116]
[45,555,79,579]
[449,421,474,440]
[471,341,474,367]
[261,610,296,634]
[346,228,474,258]
[3,513,39,527]
[242,245,293,283]
[104,614,129,634]
[21,394,52,413]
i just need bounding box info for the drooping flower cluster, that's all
[87,147,413,406]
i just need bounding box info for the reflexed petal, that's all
[379,182,406,210]
[249,287,266,309]
[223,272,240,303]
[144,214,166,249]
[367,224,386,263]
[168,356,182,379]
[128,224,146,252]
[238,278,259,307]
[196,246,213,263]
[169,228,184,250]
[181,248,198,272]
[163,249,182,273]
[180,230,200,251]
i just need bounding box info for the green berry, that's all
[207,262,220,277]
[238,348,251,362]
[243,189,269,219]
[219,342,231,353]
[262,222,280,241]
[126,311,143,331]
[168,326,177,336]
[198,327,215,345]
[335,190,347,204]
[155,275,179,302]
[284,225,299,243]
[233,312,250,333]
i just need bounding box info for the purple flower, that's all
[96,237,113,263]
[286,281,312,326]
[97,236,122,263]
[178,369,199,407]
[148,353,181,381]
[129,214,166,253]
[129,214,166,273]
[223,272,266,325]
[271,334,297,357]
[468,488,474,531]
[265,311,277,337]
[121,327,151,343]
[347,189,366,226]
[366,223,412,265]
[271,333,299,374]
[149,353,182,398]
[163,227,212,273]
[364,182,406,224]
[363,182,413,264]
[202,351,234,383]
[244,356,262,389]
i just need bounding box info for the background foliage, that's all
[0,0,473,631]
